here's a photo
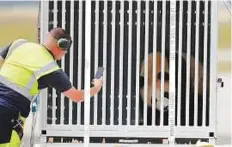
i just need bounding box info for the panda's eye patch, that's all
[164,72,169,81]
[140,76,144,88]
[157,72,161,80]
[157,72,169,81]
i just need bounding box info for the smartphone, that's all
[94,67,104,79]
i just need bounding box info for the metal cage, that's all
[38,0,218,146]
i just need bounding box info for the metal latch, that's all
[217,78,224,88]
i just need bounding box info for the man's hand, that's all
[63,77,104,103]
[91,77,103,88]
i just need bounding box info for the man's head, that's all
[43,28,72,60]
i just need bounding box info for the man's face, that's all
[53,46,67,60]
[47,34,68,60]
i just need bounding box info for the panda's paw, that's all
[156,97,169,111]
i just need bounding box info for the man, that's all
[0,28,103,147]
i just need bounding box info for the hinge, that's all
[217,78,224,88]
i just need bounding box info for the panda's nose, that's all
[164,92,169,99]
[164,106,169,111]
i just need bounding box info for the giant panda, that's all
[139,52,207,126]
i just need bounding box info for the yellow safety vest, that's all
[0,39,60,101]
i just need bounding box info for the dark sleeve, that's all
[38,69,72,92]
[0,43,11,59]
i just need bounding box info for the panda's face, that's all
[140,53,169,111]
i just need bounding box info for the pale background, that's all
[0,1,231,146]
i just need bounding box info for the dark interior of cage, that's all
[46,1,211,127]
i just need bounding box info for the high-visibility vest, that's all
[0,39,60,101]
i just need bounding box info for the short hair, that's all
[49,27,71,41]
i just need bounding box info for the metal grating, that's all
[39,0,218,145]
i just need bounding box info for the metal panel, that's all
[38,0,217,146]
[169,1,176,145]
[143,0,149,126]
[94,1,100,126]
[127,0,133,126]
[60,0,66,125]
[118,0,125,126]
[77,1,83,125]
[152,1,157,126]
[84,0,91,146]
[52,0,58,125]
[160,0,166,126]
[194,0,200,126]
[110,0,116,126]
[177,0,183,126]
[69,0,74,125]
[185,0,192,126]
[102,0,108,125]
[135,0,141,126]
[209,1,218,144]
[39,0,49,132]
[203,0,209,127]
[44,143,203,147]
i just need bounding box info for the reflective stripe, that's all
[34,61,57,77]
[0,61,57,101]
[0,41,58,101]
[6,40,27,59]
[25,61,57,90]
[0,143,9,147]
[0,75,33,100]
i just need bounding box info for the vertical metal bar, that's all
[152,1,157,126]
[52,0,58,125]
[169,1,176,145]
[40,1,49,43]
[127,0,133,126]
[177,0,183,126]
[135,0,141,126]
[202,0,209,127]
[60,0,66,125]
[69,0,74,125]
[54,0,58,27]
[160,1,166,125]
[209,2,218,143]
[194,0,200,126]
[102,0,108,125]
[119,0,124,125]
[110,0,116,126]
[77,1,83,125]
[185,0,192,126]
[144,1,150,126]
[40,0,49,131]
[94,0,100,125]
[84,0,91,146]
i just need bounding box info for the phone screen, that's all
[94,67,104,79]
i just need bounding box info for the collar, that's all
[41,44,56,60]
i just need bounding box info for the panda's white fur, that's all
[139,52,169,111]
[139,52,204,112]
